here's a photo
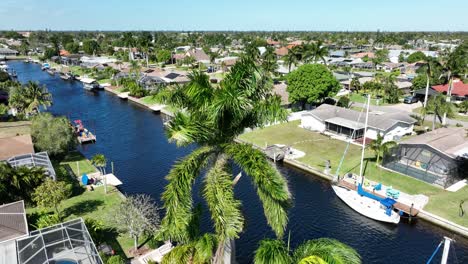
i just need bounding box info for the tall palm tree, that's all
[304,40,328,65]
[427,94,454,130]
[91,154,108,193]
[261,46,278,75]
[439,44,467,125]
[123,32,136,61]
[254,238,361,264]
[422,57,438,108]
[130,60,141,84]
[368,134,396,164]
[9,81,52,115]
[157,58,290,263]
[283,47,300,73]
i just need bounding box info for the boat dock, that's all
[117,92,129,99]
[338,177,429,216]
[264,144,288,162]
[149,104,165,112]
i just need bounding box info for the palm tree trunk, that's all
[432,113,436,131]
[213,242,225,264]
[134,235,138,251]
[442,76,452,125]
[423,73,430,108]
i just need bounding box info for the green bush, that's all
[337,96,350,108]
[34,212,61,229]
[107,255,125,264]
[147,237,163,249]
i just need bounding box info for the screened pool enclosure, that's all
[383,144,465,188]
[16,219,102,264]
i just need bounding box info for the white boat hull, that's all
[332,185,400,224]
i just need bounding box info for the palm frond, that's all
[254,239,292,264]
[193,233,218,264]
[225,143,291,238]
[203,156,244,241]
[160,146,214,242]
[292,238,361,264]
[165,111,213,146]
[161,244,194,264]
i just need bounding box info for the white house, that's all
[301,104,415,142]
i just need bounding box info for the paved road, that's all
[350,102,468,127]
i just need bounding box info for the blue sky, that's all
[0,0,467,31]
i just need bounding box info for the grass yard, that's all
[97,78,112,84]
[27,186,133,256]
[239,121,468,227]
[347,93,396,106]
[0,121,31,138]
[60,151,97,176]
[413,106,468,123]
[140,95,160,105]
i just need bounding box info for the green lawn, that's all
[0,121,31,138]
[347,93,395,106]
[60,151,97,177]
[140,95,160,105]
[98,78,112,84]
[239,121,468,227]
[27,186,133,256]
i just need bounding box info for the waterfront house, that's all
[0,200,29,264]
[383,127,468,188]
[0,135,35,160]
[0,48,18,58]
[301,104,415,142]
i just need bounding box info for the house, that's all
[187,48,210,64]
[274,47,289,57]
[432,80,468,100]
[0,135,35,160]
[6,152,56,180]
[272,82,290,108]
[329,50,346,58]
[0,48,18,57]
[383,127,468,188]
[0,213,103,264]
[267,39,281,47]
[301,104,415,142]
[396,81,413,95]
[351,52,375,59]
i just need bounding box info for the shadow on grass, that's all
[63,199,104,218]
[56,163,85,196]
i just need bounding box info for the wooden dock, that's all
[77,130,96,144]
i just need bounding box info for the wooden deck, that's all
[77,132,96,144]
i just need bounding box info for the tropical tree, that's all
[31,113,77,157]
[113,194,160,252]
[283,48,299,73]
[426,94,454,130]
[368,134,397,164]
[261,46,278,75]
[91,154,108,193]
[406,51,427,63]
[156,58,291,263]
[304,40,328,65]
[162,233,218,264]
[439,43,467,125]
[287,64,341,109]
[350,77,361,92]
[459,100,468,114]
[0,163,47,204]
[33,178,69,219]
[9,81,52,115]
[254,238,361,264]
[130,60,141,83]
[82,39,100,55]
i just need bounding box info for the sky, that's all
[0,0,467,31]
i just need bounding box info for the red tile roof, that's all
[433,80,468,97]
[59,50,70,56]
[275,47,289,56]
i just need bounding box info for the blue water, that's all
[8,61,468,263]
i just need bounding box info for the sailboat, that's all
[331,95,401,224]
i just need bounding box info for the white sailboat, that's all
[332,95,401,224]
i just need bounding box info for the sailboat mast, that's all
[359,95,371,179]
[441,237,452,264]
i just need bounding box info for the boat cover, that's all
[358,184,397,216]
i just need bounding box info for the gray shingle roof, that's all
[303,104,416,131]
[0,201,28,243]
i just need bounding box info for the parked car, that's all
[404,96,418,104]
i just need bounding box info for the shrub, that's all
[337,96,350,108]
[34,212,61,229]
[107,255,125,264]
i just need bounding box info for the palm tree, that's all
[368,134,396,164]
[422,57,439,108]
[283,47,299,73]
[162,233,217,264]
[427,94,454,130]
[439,44,467,125]
[91,154,107,193]
[130,60,141,84]
[261,46,278,75]
[304,40,328,65]
[254,238,361,264]
[123,32,136,61]
[157,58,290,263]
[9,81,52,115]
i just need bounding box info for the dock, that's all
[264,144,288,162]
[99,173,123,186]
[77,131,96,144]
[149,104,165,112]
[118,92,129,99]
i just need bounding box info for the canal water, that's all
[8,61,468,263]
